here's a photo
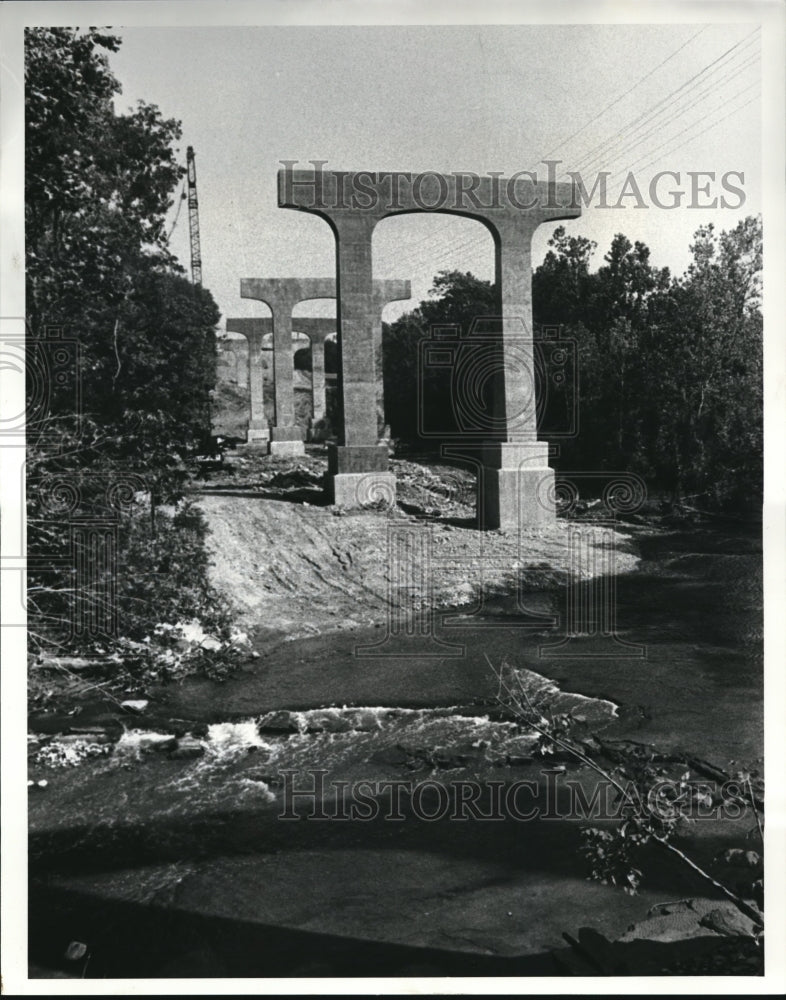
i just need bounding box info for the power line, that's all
[372,218,472,273]
[377,222,480,267]
[538,25,709,164]
[609,79,760,183]
[372,218,464,274]
[267,32,762,305]
[568,27,760,175]
[623,92,760,179]
[375,225,493,288]
[579,51,759,180]
[418,87,758,269]
[375,95,757,289]
[375,36,760,283]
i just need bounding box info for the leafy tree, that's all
[534,220,762,510]
[533,229,671,472]
[26,27,218,493]
[588,234,669,334]
[294,340,338,375]
[382,270,498,444]
[294,338,338,373]
[98,264,220,505]
[532,225,596,327]
[25,28,184,340]
[640,219,762,508]
[383,221,762,514]
[25,28,229,660]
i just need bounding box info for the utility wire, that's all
[609,79,760,183]
[375,227,493,288]
[320,31,761,301]
[579,51,759,179]
[538,24,709,163]
[569,28,760,174]
[353,41,756,283]
[376,38,759,281]
[624,93,760,178]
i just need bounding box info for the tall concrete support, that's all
[217,337,246,386]
[290,317,337,423]
[216,338,237,383]
[371,280,410,435]
[279,169,580,526]
[240,279,335,456]
[226,318,270,444]
[226,318,319,442]
[240,279,411,459]
[231,340,248,387]
[292,289,409,431]
[312,334,328,423]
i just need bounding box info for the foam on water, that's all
[114,730,178,759]
[197,705,534,774]
[206,720,271,756]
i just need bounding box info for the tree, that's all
[25,28,226,654]
[26,29,185,340]
[382,270,498,444]
[381,222,762,512]
[533,229,672,473]
[532,225,596,327]
[640,219,762,508]
[26,27,219,489]
[100,265,220,504]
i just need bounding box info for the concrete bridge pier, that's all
[311,335,328,423]
[290,317,337,435]
[226,318,269,445]
[240,279,336,457]
[279,167,579,528]
[326,216,394,506]
[480,222,556,529]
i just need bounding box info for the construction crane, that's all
[186,146,202,286]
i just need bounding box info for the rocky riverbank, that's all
[27,451,764,978]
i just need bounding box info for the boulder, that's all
[718,848,761,870]
[699,906,759,938]
[257,710,300,735]
[120,699,149,714]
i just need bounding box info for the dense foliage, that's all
[25,28,234,671]
[382,218,763,513]
[294,338,337,373]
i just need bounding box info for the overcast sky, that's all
[107,20,762,329]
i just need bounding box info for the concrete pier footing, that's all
[327,443,393,506]
[480,442,555,529]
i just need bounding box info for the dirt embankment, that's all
[194,453,640,641]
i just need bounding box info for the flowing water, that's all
[28,520,763,976]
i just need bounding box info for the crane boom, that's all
[186,146,202,286]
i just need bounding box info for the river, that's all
[28,519,763,977]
